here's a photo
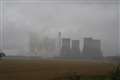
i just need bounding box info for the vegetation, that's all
[111,64,120,80]
[58,72,110,80]
[53,64,120,80]
[0,51,6,59]
[0,59,117,80]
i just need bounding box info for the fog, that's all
[0,0,120,57]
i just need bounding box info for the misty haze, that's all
[0,0,120,80]
[0,0,120,58]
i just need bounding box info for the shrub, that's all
[111,64,120,80]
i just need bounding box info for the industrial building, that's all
[83,37,103,59]
[60,38,71,57]
[71,40,81,58]
[29,32,103,59]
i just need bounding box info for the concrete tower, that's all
[71,40,81,58]
[60,38,71,57]
[58,32,61,49]
[83,37,103,59]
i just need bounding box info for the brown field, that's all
[0,59,115,80]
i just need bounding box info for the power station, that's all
[29,32,103,59]
[58,32,103,59]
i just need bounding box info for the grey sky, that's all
[0,0,120,57]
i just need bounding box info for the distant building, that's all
[57,32,62,55]
[29,32,56,56]
[71,40,81,58]
[60,38,71,57]
[83,37,103,59]
[72,40,80,49]
[58,32,62,49]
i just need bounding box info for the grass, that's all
[79,76,110,80]
[0,59,116,80]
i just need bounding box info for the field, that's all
[0,59,115,80]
